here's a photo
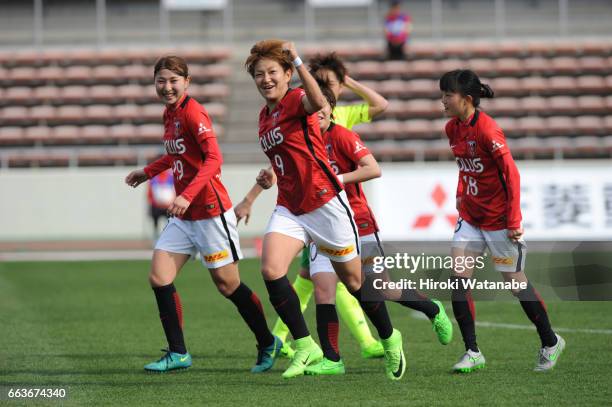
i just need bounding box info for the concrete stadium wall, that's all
[0,165,278,241]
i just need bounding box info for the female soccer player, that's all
[235,52,390,360]
[440,69,565,373]
[297,85,453,375]
[125,56,280,373]
[245,40,405,380]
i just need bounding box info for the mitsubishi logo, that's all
[412,184,457,229]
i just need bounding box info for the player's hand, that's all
[256,168,276,189]
[167,195,191,217]
[508,227,524,242]
[281,41,299,61]
[344,75,357,89]
[234,199,252,225]
[125,169,148,188]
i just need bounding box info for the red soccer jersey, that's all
[258,88,341,215]
[144,94,232,221]
[445,110,522,230]
[324,123,379,236]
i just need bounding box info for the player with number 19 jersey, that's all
[144,95,232,220]
[258,88,341,215]
[445,110,521,231]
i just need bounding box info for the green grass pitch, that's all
[1,258,611,406]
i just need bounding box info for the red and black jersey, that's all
[445,110,522,230]
[144,94,232,221]
[258,88,342,215]
[324,123,378,236]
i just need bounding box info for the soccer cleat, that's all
[431,300,453,345]
[281,336,323,379]
[453,349,485,373]
[144,349,192,372]
[304,358,346,376]
[251,335,283,373]
[279,341,296,359]
[380,329,406,381]
[360,340,385,359]
[534,334,565,372]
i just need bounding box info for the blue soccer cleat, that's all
[144,349,192,372]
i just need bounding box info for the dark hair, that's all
[318,80,337,111]
[245,39,293,77]
[439,69,494,107]
[154,56,189,79]
[309,52,347,85]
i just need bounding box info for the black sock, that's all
[316,304,340,362]
[395,289,440,319]
[152,284,187,354]
[350,286,393,340]
[451,276,478,352]
[517,282,557,347]
[265,276,309,340]
[227,283,275,348]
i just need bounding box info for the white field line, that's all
[411,311,612,335]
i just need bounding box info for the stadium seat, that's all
[577,96,607,115]
[23,126,53,144]
[114,104,142,122]
[604,116,612,132]
[56,105,86,124]
[383,60,410,78]
[578,56,608,75]
[524,57,549,76]
[497,41,525,58]
[137,124,164,143]
[5,87,34,105]
[550,57,579,75]
[407,79,438,98]
[518,116,547,136]
[488,97,522,116]
[9,67,38,86]
[64,66,93,84]
[545,116,575,136]
[0,127,26,145]
[576,75,607,95]
[408,42,439,59]
[495,58,524,76]
[547,76,577,95]
[51,125,81,144]
[404,99,439,119]
[408,60,439,78]
[521,96,549,115]
[77,148,138,166]
[466,59,496,77]
[92,65,122,84]
[118,84,146,103]
[521,76,548,95]
[60,86,89,104]
[90,85,120,104]
[548,96,578,115]
[494,117,520,138]
[574,116,605,135]
[110,124,137,143]
[2,106,29,125]
[81,125,109,144]
[85,105,115,123]
[122,65,149,82]
[38,66,64,83]
[438,59,465,76]
[491,77,523,97]
[33,86,58,104]
[403,119,434,139]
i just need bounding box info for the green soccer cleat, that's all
[453,349,485,373]
[281,336,323,379]
[431,300,453,345]
[251,335,283,373]
[534,334,565,372]
[280,341,296,359]
[144,349,192,373]
[304,358,346,376]
[360,340,385,359]
[381,329,406,381]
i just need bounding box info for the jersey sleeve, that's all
[284,88,307,119]
[144,154,173,179]
[336,127,372,164]
[481,122,510,160]
[333,103,371,130]
[185,104,217,144]
[494,152,522,229]
[180,136,223,202]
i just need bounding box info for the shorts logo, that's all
[493,256,513,265]
[204,250,229,263]
[318,245,355,257]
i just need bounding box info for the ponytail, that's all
[480,83,494,99]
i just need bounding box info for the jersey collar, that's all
[458,110,480,127]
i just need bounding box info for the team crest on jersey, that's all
[272,111,281,126]
[467,140,477,156]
